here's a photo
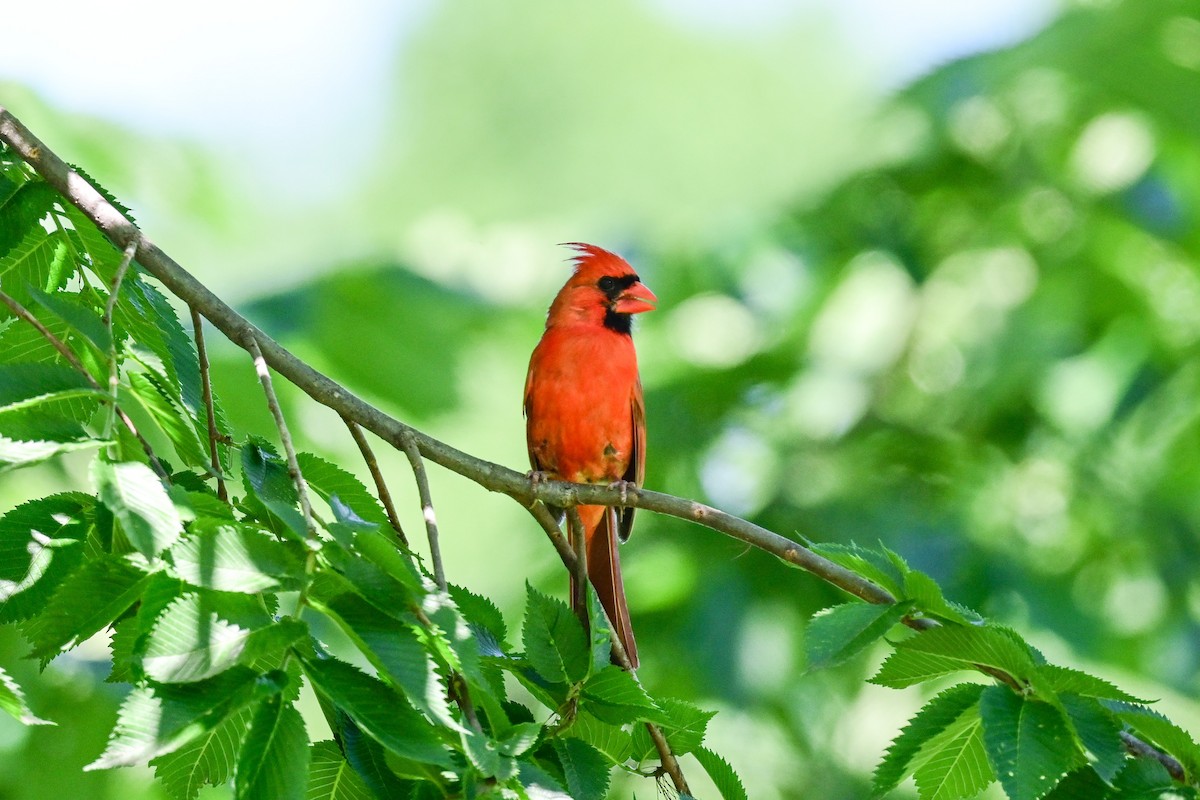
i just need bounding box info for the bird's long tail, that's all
[571,505,638,669]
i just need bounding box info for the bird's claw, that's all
[608,479,635,507]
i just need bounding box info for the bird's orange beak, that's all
[614,281,658,315]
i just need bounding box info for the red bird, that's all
[524,243,657,669]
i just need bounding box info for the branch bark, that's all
[0,105,1187,789]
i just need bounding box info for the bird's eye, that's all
[598,276,617,292]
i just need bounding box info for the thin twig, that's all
[0,286,169,480]
[245,333,316,540]
[565,507,589,628]
[399,432,446,591]
[3,104,1187,789]
[341,414,407,545]
[191,307,227,501]
[102,240,137,442]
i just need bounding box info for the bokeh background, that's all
[3,0,1200,797]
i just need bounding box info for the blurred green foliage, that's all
[4,0,1200,797]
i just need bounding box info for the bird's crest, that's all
[560,242,636,279]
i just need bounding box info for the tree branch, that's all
[399,431,445,591]
[0,104,1186,788]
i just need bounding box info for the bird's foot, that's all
[607,479,637,507]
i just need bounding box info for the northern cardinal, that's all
[524,243,657,669]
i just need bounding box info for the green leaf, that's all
[296,452,389,527]
[151,706,253,800]
[302,656,452,767]
[336,713,414,799]
[571,712,632,764]
[693,746,748,800]
[630,695,715,758]
[0,665,51,725]
[1111,757,1189,797]
[903,571,980,625]
[579,665,661,725]
[0,433,105,469]
[27,288,112,354]
[94,459,185,558]
[115,273,202,413]
[805,540,908,597]
[142,592,305,683]
[451,582,508,645]
[235,696,309,800]
[1040,768,1111,800]
[872,624,1038,689]
[980,686,1084,800]
[523,582,590,684]
[308,577,458,730]
[1111,703,1200,781]
[806,601,910,671]
[22,554,150,661]
[874,683,986,797]
[1041,665,1151,704]
[240,439,305,539]
[0,180,58,261]
[1059,694,1125,783]
[125,372,208,469]
[306,740,375,800]
[0,225,65,308]
[87,666,263,769]
[168,518,304,594]
[550,737,611,800]
[912,705,992,800]
[0,492,91,623]
[0,362,97,411]
[461,728,518,780]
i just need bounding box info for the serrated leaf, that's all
[874,683,986,796]
[151,706,252,800]
[805,540,908,597]
[551,737,611,800]
[1040,768,1111,800]
[980,686,1084,800]
[523,582,589,684]
[580,665,660,725]
[807,601,910,671]
[94,459,184,558]
[306,740,375,800]
[450,583,507,645]
[125,372,208,469]
[1041,665,1151,704]
[21,554,150,661]
[871,649,970,689]
[308,577,458,731]
[0,433,105,469]
[875,624,1038,689]
[0,665,51,725]
[0,362,97,411]
[296,452,389,527]
[461,728,519,780]
[1059,694,1125,783]
[903,571,979,625]
[571,712,633,764]
[116,274,202,414]
[0,225,65,308]
[0,492,91,623]
[912,706,991,800]
[302,656,452,767]
[630,696,715,758]
[336,713,414,799]
[87,666,262,769]
[693,746,748,800]
[235,696,308,800]
[1110,703,1200,781]
[0,180,58,261]
[168,518,303,594]
[142,592,304,683]
[240,439,305,539]
[28,288,111,354]
[1111,757,1184,796]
